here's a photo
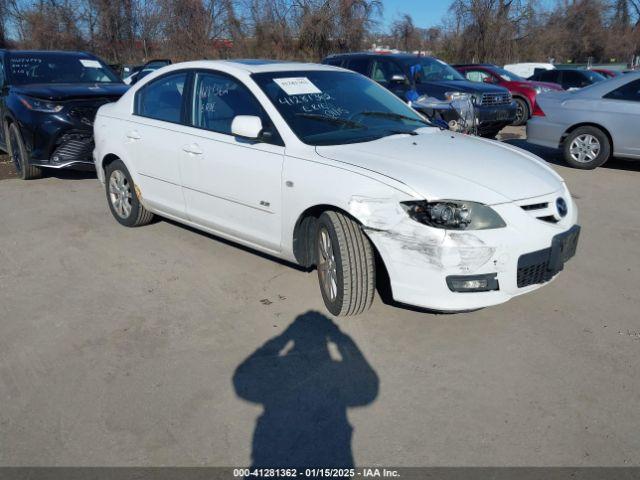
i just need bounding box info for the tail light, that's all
[532,103,546,117]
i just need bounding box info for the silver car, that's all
[527,72,640,169]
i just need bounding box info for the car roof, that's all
[325,52,433,61]
[453,63,497,68]
[131,59,345,85]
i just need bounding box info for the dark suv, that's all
[323,52,517,137]
[528,68,606,90]
[0,49,128,179]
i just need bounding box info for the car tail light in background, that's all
[533,103,546,117]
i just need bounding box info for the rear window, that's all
[135,72,187,124]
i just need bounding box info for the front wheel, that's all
[512,98,530,126]
[563,126,610,169]
[7,123,42,180]
[105,159,154,227]
[316,211,375,316]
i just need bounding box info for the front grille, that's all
[481,92,512,106]
[68,99,113,126]
[521,202,548,211]
[517,248,552,288]
[51,132,94,164]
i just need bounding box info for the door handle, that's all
[126,130,141,140]
[182,143,203,155]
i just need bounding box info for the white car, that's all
[504,62,555,79]
[93,60,580,316]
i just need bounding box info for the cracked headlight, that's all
[401,200,506,230]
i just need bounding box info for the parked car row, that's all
[323,52,518,137]
[1,49,635,314]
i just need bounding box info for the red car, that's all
[454,64,563,126]
[590,68,622,79]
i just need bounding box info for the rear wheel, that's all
[316,211,375,316]
[8,123,42,180]
[563,126,610,169]
[105,159,154,227]
[512,98,530,126]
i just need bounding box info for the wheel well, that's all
[101,153,120,172]
[293,205,337,268]
[292,203,393,301]
[512,94,531,110]
[561,123,614,151]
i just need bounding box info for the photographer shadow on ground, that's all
[233,311,379,469]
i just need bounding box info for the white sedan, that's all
[93,60,580,316]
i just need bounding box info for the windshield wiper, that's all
[294,113,365,129]
[359,111,431,127]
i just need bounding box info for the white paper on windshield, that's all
[274,77,321,95]
[80,59,102,68]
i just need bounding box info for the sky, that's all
[380,0,455,29]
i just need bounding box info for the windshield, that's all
[252,70,431,146]
[583,70,606,83]
[8,53,121,85]
[401,57,465,83]
[492,66,524,82]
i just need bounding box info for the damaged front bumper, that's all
[351,192,579,312]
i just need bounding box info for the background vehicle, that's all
[454,63,563,126]
[94,60,578,316]
[123,59,172,85]
[590,68,622,79]
[528,68,606,90]
[527,72,640,169]
[503,62,555,79]
[0,49,128,179]
[323,52,517,138]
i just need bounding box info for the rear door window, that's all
[539,70,560,83]
[135,71,188,124]
[562,71,585,89]
[464,69,492,83]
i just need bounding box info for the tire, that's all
[105,159,154,227]
[316,211,375,316]
[563,126,610,169]
[7,123,42,180]
[480,128,501,139]
[512,97,530,126]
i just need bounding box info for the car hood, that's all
[11,83,129,101]
[315,129,563,205]
[415,79,508,99]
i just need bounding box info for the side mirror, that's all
[391,74,408,84]
[482,76,495,84]
[231,115,263,140]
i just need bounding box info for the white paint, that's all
[94,59,579,312]
[80,59,102,68]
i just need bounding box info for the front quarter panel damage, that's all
[349,196,496,273]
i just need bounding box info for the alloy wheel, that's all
[9,128,22,173]
[569,134,601,163]
[515,102,526,124]
[109,169,133,219]
[317,227,338,302]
